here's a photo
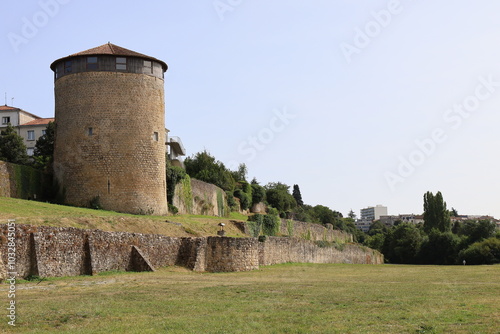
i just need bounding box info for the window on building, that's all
[27,130,35,141]
[144,60,153,74]
[153,132,159,141]
[88,127,93,136]
[64,60,72,73]
[116,57,127,70]
[55,67,59,79]
[2,117,10,124]
[27,148,34,156]
[42,130,46,136]
[87,57,98,70]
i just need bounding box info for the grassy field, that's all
[0,263,498,333]
[0,197,248,237]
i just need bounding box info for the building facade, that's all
[50,43,169,215]
[360,205,388,221]
[0,105,53,156]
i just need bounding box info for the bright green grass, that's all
[0,264,498,333]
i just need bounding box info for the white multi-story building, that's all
[0,105,53,156]
[360,205,388,221]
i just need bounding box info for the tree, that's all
[264,182,296,214]
[458,238,500,265]
[0,124,29,165]
[184,150,236,191]
[368,220,388,236]
[450,207,458,217]
[423,191,451,233]
[292,184,303,206]
[348,209,357,220]
[382,223,424,264]
[33,121,55,169]
[419,230,460,265]
[458,219,497,245]
[251,183,265,205]
[231,163,248,182]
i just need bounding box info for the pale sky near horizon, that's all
[2,0,500,218]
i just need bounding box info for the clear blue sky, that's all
[2,0,500,218]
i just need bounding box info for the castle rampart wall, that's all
[0,224,382,279]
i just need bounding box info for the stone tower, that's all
[50,43,168,215]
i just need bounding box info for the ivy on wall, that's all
[5,162,52,201]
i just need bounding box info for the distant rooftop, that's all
[21,118,55,126]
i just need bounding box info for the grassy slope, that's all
[0,197,248,237]
[0,264,498,333]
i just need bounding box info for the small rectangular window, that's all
[27,130,35,140]
[2,117,10,124]
[116,57,127,71]
[153,132,159,141]
[64,60,72,73]
[42,130,46,136]
[87,57,98,70]
[27,148,34,156]
[88,127,93,136]
[144,60,153,74]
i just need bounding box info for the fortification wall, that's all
[0,161,11,197]
[204,236,259,272]
[0,161,49,200]
[259,237,383,266]
[173,178,226,216]
[0,224,381,279]
[279,220,353,243]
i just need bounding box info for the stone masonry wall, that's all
[279,220,353,243]
[173,178,226,216]
[0,224,381,279]
[259,237,383,266]
[53,71,167,215]
[0,161,12,198]
[203,237,259,272]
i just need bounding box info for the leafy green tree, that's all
[423,191,451,233]
[251,182,265,205]
[264,182,296,214]
[33,121,55,170]
[382,223,424,264]
[184,150,236,191]
[368,220,388,236]
[292,184,303,206]
[450,207,458,217]
[348,209,356,219]
[458,238,500,265]
[0,124,29,165]
[234,181,252,210]
[365,233,385,252]
[231,163,248,182]
[419,230,460,265]
[458,219,497,245]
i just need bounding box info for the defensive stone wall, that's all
[279,219,353,243]
[259,237,383,266]
[204,236,259,272]
[173,178,226,216]
[0,224,382,279]
[0,161,50,200]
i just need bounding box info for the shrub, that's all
[247,214,263,237]
[458,238,500,265]
[262,213,281,236]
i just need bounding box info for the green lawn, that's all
[0,197,248,237]
[1,264,498,333]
